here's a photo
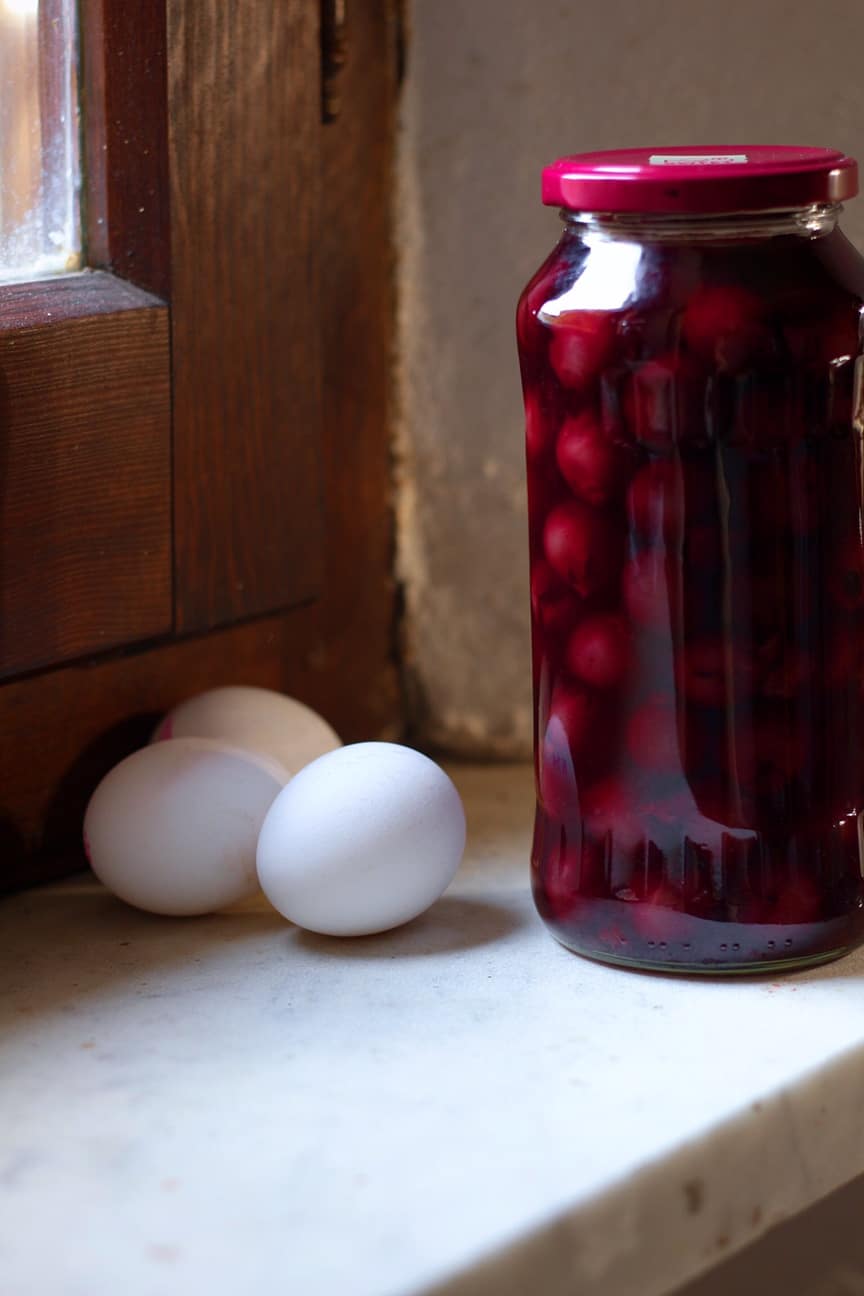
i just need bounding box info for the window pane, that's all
[0,0,80,282]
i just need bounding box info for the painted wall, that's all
[398,0,864,756]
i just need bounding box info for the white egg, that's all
[256,742,467,936]
[153,685,341,776]
[84,738,288,916]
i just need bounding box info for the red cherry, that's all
[548,681,599,750]
[539,683,600,817]
[626,697,681,774]
[678,638,755,707]
[524,389,557,462]
[622,551,670,630]
[582,775,629,817]
[543,501,622,597]
[538,717,578,819]
[527,459,566,525]
[539,841,582,915]
[566,613,631,688]
[530,561,580,639]
[517,262,557,359]
[548,310,617,392]
[682,285,773,373]
[556,409,634,505]
[627,459,684,546]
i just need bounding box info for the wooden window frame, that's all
[0,0,401,890]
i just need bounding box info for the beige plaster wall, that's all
[397,0,864,756]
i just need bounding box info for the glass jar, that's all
[517,146,864,973]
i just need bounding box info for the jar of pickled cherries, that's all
[517,146,864,973]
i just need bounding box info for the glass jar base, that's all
[550,933,854,977]
[537,880,864,975]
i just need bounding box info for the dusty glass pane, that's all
[0,0,80,282]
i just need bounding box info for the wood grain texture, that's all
[0,297,171,677]
[0,270,162,329]
[0,0,401,890]
[168,0,325,632]
[80,0,170,297]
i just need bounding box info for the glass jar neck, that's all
[560,203,840,242]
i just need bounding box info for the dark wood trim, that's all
[167,0,325,632]
[0,270,163,329]
[79,0,170,296]
[0,301,172,678]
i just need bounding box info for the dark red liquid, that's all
[518,219,864,971]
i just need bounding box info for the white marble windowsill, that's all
[3,763,864,1296]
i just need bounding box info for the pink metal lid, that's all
[542,146,858,214]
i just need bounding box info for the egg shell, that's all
[256,743,467,937]
[84,738,288,916]
[153,685,341,776]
